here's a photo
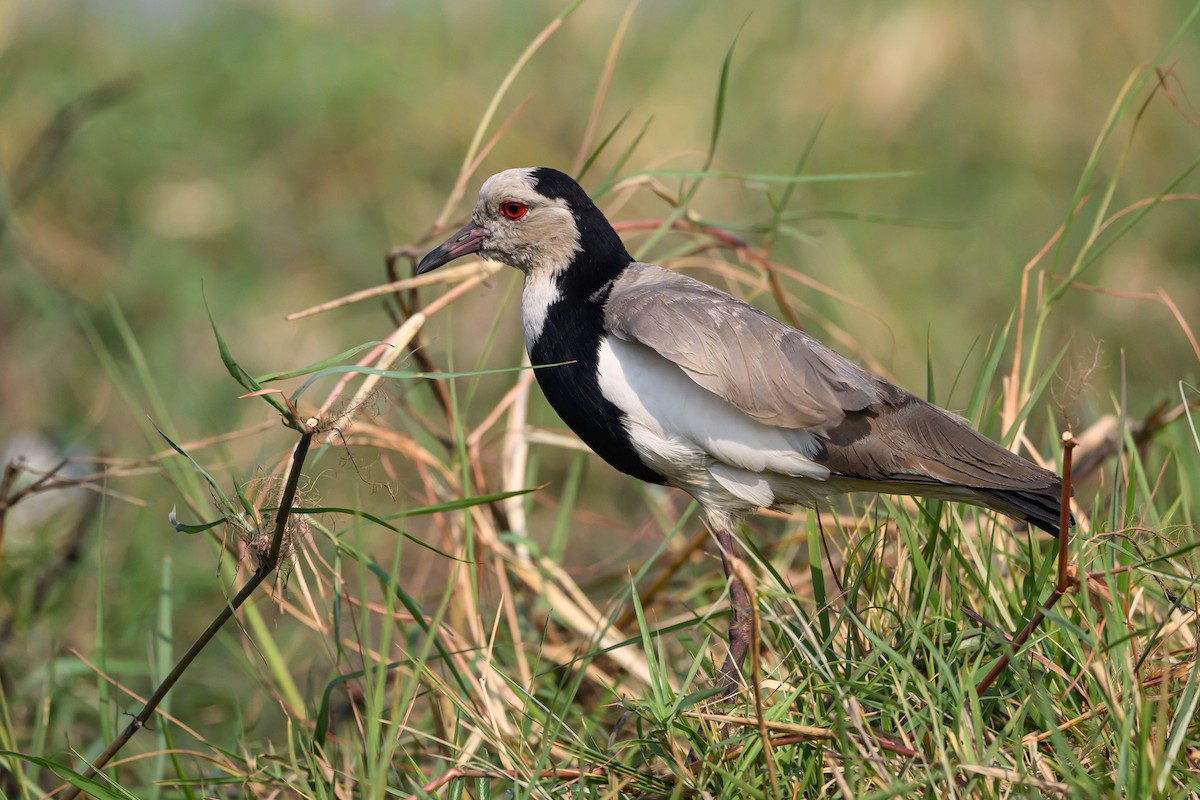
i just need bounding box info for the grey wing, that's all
[604,263,1065,527]
[604,262,888,430]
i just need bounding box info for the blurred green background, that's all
[5,2,1198,434]
[2,0,1198,769]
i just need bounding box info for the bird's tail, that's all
[977,485,1072,537]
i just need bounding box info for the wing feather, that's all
[605,263,886,430]
[604,263,1064,508]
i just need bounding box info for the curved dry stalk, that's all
[570,1,639,176]
[729,557,780,798]
[436,3,583,231]
[315,270,493,423]
[286,261,503,322]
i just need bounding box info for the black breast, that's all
[529,303,666,486]
[525,167,664,485]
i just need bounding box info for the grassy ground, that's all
[2,1,1200,797]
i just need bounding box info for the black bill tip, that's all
[416,222,489,275]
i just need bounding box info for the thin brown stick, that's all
[975,433,1077,698]
[730,558,780,798]
[973,597,1060,696]
[0,492,99,648]
[688,711,924,759]
[67,649,211,744]
[0,460,21,569]
[1056,434,1076,590]
[383,251,456,423]
[1157,288,1200,364]
[762,261,803,330]
[60,424,316,799]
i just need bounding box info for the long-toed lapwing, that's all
[417,167,1068,688]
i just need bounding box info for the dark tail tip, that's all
[979,487,1074,538]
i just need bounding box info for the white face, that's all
[473,168,582,275]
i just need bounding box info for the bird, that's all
[416,166,1069,688]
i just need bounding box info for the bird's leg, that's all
[714,527,753,694]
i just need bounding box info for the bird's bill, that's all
[416,222,489,275]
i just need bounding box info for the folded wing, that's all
[604,263,1065,532]
[605,262,885,430]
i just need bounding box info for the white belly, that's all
[595,336,834,521]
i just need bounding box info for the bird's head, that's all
[416,168,629,281]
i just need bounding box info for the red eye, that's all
[499,201,528,220]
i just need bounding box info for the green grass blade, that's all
[592,114,653,198]
[204,296,261,394]
[705,22,743,168]
[167,512,226,534]
[287,505,473,561]
[152,423,246,529]
[255,341,390,383]
[621,168,923,184]
[286,361,550,404]
[150,556,173,800]
[0,752,138,800]
[576,110,630,182]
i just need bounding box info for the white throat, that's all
[521,265,565,347]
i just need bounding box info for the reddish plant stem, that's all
[1056,436,1075,591]
[975,434,1077,698]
